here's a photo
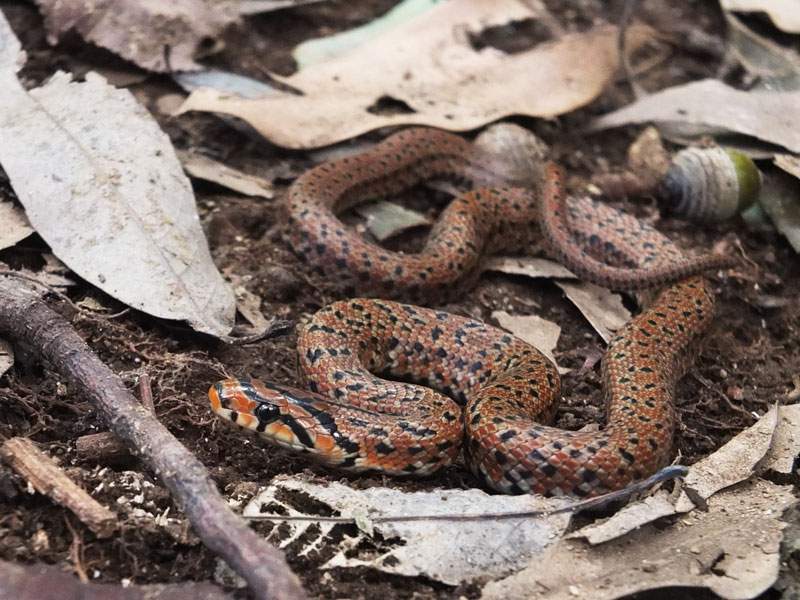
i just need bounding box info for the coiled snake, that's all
[210,128,731,497]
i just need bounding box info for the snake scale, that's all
[210,128,730,497]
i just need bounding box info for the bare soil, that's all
[0,1,797,599]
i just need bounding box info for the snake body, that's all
[283,128,732,301]
[210,128,727,496]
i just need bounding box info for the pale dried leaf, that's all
[0,338,12,378]
[725,13,800,89]
[237,0,328,16]
[483,256,576,280]
[774,154,800,180]
[355,200,431,242]
[17,266,75,293]
[721,0,800,34]
[591,79,800,153]
[483,257,628,343]
[174,69,275,99]
[554,281,629,344]
[245,475,573,585]
[761,403,800,475]
[0,15,235,336]
[33,0,238,72]
[178,0,653,148]
[481,479,795,600]
[227,274,271,329]
[294,0,442,69]
[760,170,800,252]
[576,404,779,545]
[178,151,274,199]
[0,200,33,250]
[491,311,564,372]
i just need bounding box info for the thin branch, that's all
[0,437,116,538]
[0,558,235,600]
[0,282,308,600]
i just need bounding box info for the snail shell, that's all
[662,147,760,221]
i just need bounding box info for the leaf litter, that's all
[0,12,235,336]
[236,403,799,597]
[1,2,798,599]
[32,0,239,72]
[177,0,654,148]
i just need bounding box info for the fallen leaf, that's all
[173,69,275,99]
[483,257,629,343]
[491,311,564,372]
[244,475,573,585]
[355,200,431,242]
[0,200,33,250]
[725,13,800,90]
[178,151,275,199]
[18,254,77,292]
[480,404,796,599]
[761,403,800,475]
[0,338,12,378]
[293,0,443,69]
[483,257,576,280]
[226,273,271,330]
[759,170,800,252]
[774,154,800,180]
[576,404,780,544]
[0,13,235,336]
[554,281,629,344]
[482,479,795,600]
[178,0,653,148]
[33,0,238,72]
[721,0,800,34]
[237,0,328,16]
[591,79,800,153]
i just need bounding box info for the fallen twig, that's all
[0,437,116,538]
[0,558,235,600]
[0,280,308,600]
[76,374,157,464]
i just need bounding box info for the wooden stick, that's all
[0,437,116,538]
[75,432,136,465]
[0,558,235,600]
[75,375,155,465]
[0,279,307,600]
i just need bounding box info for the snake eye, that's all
[255,402,280,424]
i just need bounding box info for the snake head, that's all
[209,378,287,432]
[209,378,340,456]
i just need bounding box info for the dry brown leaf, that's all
[483,257,629,343]
[178,0,653,148]
[0,338,12,378]
[554,281,629,344]
[591,79,800,153]
[33,0,239,72]
[575,404,780,545]
[721,0,800,34]
[491,311,564,372]
[355,201,431,242]
[0,200,33,250]
[178,150,275,199]
[245,475,573,585]
[483,257,576,280]
[482,479,795,600]
[761,403,800,475]
[774,154,800,180]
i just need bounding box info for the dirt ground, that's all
[0,1,798,598]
